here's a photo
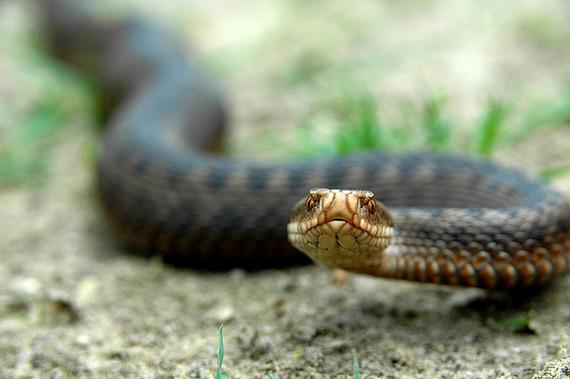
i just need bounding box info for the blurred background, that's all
[1,0,570,377]
[2,0,570,186]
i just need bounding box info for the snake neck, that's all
[367,203,570,288]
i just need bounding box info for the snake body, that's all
[40,0,570,288]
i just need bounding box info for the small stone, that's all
[76,277,102,306]
[12,277,42,297]
[29,295,80,326]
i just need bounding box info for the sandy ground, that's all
[1,1,570,378]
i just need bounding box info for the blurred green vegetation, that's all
[4,49,570,186]
[498,311,537,335]
[1,1,570,188]
[516,13,570,52]
[291,75,570,180]
[0,49,94,187]
[241,2,570,180]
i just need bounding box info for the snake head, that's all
[288,188,394,271]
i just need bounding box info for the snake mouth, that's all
[321,219,353,236]
[302,217,377,252]
[304,218,356,236]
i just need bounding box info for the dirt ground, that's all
[1,1,570,378]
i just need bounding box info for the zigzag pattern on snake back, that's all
[39,0,570,289]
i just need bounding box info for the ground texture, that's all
[1,1,570,378]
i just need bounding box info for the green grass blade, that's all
[0,48,94,187]
[0,100,67,185]
[215,324,228,379]
[475,100,508,157]
[512,85,570,143]
[540,165,570,181]
[353,355,360,379]
[422,91,452,151]
[332,80,385,154]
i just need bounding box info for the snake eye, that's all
[306,194,319,212]
[364,199,376,215]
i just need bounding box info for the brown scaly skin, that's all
[38,0,570,287]
[290,189,570,289]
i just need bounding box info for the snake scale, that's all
[40,0,570,289]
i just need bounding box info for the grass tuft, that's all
[519,85,570,138]
[517,13,570,52]
[333,82,385,154]
[286,50,331,86]
[296,77,392,157]
[0,101,66,185]
[0,50,93,187]
[293,81,570,178]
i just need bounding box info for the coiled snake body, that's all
[41,0,570,289]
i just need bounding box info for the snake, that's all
[38,0,570,289]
